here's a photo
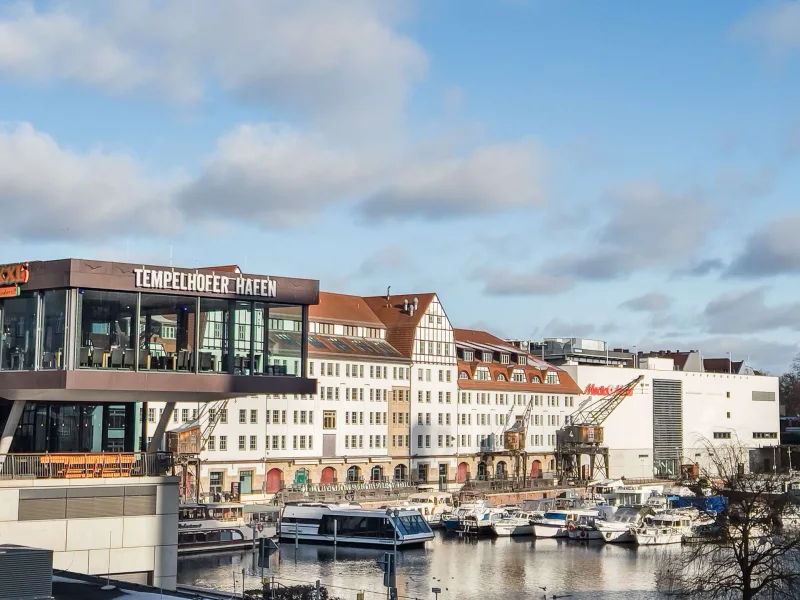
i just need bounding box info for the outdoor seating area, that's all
[0,452,173,480]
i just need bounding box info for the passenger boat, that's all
[279,503,434,547]
[178,502,261,554]
[595,506,652,543]
[533,509,601,539]
[567,515,603,541]
[634,513,693,545]
[492,511,537,537]
[442,499,494,532]
[401,491,454,528]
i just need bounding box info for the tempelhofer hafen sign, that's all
[583,384,635,397]
[134,267,277,297]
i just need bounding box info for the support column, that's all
[147,402,175,453]
[0,400,26,456]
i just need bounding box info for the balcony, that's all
[0,451,174,480]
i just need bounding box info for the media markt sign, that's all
[0,262,29,298]
[583,383,635,397]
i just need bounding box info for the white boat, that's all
[460,507,511,535]
[442,499,494,532]
[533,509,600,539]
[178,502,261,554]
[279,503,434,547]
[567,514,603,541]
[634,513,693,545]
[401,491,454,528]
[492,511,537,537]
[596,506,652,543]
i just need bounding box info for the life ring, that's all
[257,524,263,532]
[579,530,586,539]
[568,522,576,531]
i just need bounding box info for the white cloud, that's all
[0,0,427,134]
[735,0,800,58]
[620,292,673,313]
[359,140,547,221]
[0,122,176,242]
[725,215,800,277]
[177,123,378,227]
[703,287,800,334]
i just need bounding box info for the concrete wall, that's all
[0,476,179,590]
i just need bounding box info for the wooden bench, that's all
[38,454,137,478]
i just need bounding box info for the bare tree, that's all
[658,438,800,600]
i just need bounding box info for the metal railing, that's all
[0,452,174,480]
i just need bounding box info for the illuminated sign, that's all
[0,262,28,286]
[134,268,277,297]
[0,287,20,298]
[583,384,635,397]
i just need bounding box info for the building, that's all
[150,291,412,497]
[0,258,319,589]
[560,361,780,478]
[454,329,582,481]
[508,338,634,367]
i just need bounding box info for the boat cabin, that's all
[179,502,246,524]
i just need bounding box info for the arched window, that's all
[393,464,407,481]
[294,468,309,484]
[497,374,507,381]
[459,371,469,380]
[531,376,541,383]
[347,466,362,482]
[370,465,384,482]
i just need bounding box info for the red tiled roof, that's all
[453,328,520,352]
[703,358,743,374]
[456,359,582,394]
[310,292,385,327]
[363,293,436,358]
[642,350,692,369]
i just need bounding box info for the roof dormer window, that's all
[476,367,490,381]
[512,371,525,382]
[459,371,469,380]
[497,374,507,382]
[463,350,474,362]
[546,372,560,384]
[482,352,492,363]
[500,353,509,364]
[517,354,526,365]
[531,375,541,383]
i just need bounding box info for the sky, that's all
[1,0,800,373]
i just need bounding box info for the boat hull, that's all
[493,523,533,537]
[634,530,683,545]
[533,523,567,538]
[599,528,635,543]
[568,528,602,541]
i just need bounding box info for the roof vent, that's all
[403,299,409,312]
[413,297,419,310]
[0,545,53,600]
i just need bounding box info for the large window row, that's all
[0,289,307,376]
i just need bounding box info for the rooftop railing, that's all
[0,451,174,480]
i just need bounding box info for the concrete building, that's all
[0,258,319,589]
[560,361,780,479]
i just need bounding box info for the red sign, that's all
[584,383,635,397]
[0,263,29,286]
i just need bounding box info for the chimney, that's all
[386,286,391,303]
[403,299,409,312]
[413,297,419,310]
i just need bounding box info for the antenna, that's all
[386,286,391,302]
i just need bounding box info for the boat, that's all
[442,499,494,532]
[401,491,454,528]
[279,503,434,547]
[178,502,263,554]
[567,514,603,541]
[459,508,511,536]
[533,509,601,539]
[491,511,537,537]
[596,506,652,543]
[634,512,693,545]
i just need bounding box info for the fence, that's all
[279,479,416,504]
[0,452,174,480]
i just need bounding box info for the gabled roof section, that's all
[308,333,406,362]
[310,292,385,327]
[363,293,436,358]
[201,264,241,273]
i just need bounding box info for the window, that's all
[446,370,451,382]
[182,408,189,422]
[238,435,246,450]
[438,392,443,403]
[220,409,228,424]
[426,391,431,403]
[148,408,155,423]
[464,351,474,362]
[459,371,469,380]
[713,432,732,439]
[438,414,443,425]
[323,411,336,429]
[425,435,431,448]
[417,435,423,449]
[426,369,431,381]
[438,435,443,448]
[418,369,423,381]
[343,325,357,337]
[250,410,258,424]
[219,436,227,451]
[207,436,215,451]
[545,372,560,384]
[500,353,509,364]
[318,322,334,335]
[753,432,778,439]
[239,409,246,424]
[250,436,257,450]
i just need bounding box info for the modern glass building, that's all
[0,258,319,588]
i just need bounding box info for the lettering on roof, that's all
[134,267,277,297]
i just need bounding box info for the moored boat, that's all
[634,513,693,546]
[442,499,494,532]
[279,503,434,548]
[492,511,537,537]
[596,506,652,543]
[178,502,263,554]
[567,514,603,541]
[533,509,600,539]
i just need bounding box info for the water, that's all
[178,533,681,600]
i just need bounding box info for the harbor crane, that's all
[502,395,537,486]
[167,398,232,502]
[555,375,644,481]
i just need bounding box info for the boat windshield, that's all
[396,514,431,535]
[542,512,567,521]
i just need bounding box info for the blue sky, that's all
[1,0,800,372]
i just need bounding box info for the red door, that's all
[457,462,469,483]
[266,468,283,493]
[531,460,541,478]
[321,467,336,484]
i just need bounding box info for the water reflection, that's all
[178,532,681,600]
